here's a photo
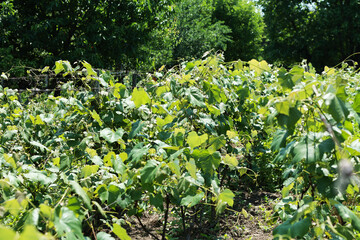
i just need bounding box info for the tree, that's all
[261,0,314,67]
[261,0,360,70]
[0,0,172,73]
[310,0,360,68]
[172,0,231,62]
[213,0,265,61]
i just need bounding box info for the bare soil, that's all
[125,190,280,240]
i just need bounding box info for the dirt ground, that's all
[125,190,280,240]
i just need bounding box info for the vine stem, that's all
[162,194,170,240]
[135,214,160,240]
[180,206,187,234]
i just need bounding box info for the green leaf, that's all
[352,93,360,113]
[275,100,290,115]
[193,149,221,175]
[186,87,206,107]
[54,60,65,74]
[97,232,115,240]
[70,181,92,210]
[248,59,270,76]
[18,225,43,240]
[67,197,81,212]
[3,154,16,169]
[132,87,151,108]
[292,139,320,163]
[216,189,235,215]
[208,136,226,152]
[223,154,238,168]
[128,143,149,163]
[181,192,204,207]
[129,120,145,139]
[1,72,8,80]
[287,107,302,131]
[140,160,160,184]
[168,161,181,177]
[156,114,174,128]
[81,165,99,178]
[30,115,45,125]
[112,155,126,174]
[4,198,22,216]
[90,110,103,126]
[114,83,127,99]
[186,159,197,179]
[271,130,288,151]
[329,96,349,123]
[218,189,234,207]
[40,113,54,124]
[207,84,226,103]
[39,204,53,219]
[95,185,108,203]
[273,218,311,239]
[30,141,49,152]
[54,207,84,240]
[104,152,116,167]
[86,147,97,157]
[0,225,16,240]
[61,60,73,73]
[2,130,17,142]
[82,61,97,76]
[113,224,131,240]
[282,182,294,198]
[187,131,208,150]
[335,204,360,232]
[156,85,170,97]
[150,193,164,210]
[289,65,304,84]
[278,67,294,90]
[107,185,121,206]
[206,103,221,116]
[100,128,124,143]
[23,170,56,185]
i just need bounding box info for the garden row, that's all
[1,54,360,239]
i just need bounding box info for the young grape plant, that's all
[1,54,360,239]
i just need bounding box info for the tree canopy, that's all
[1,0,360,73]
[261,0,360,69]
[214,0,264,61]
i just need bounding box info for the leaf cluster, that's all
[0,55,277,239]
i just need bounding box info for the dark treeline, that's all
[0,0,359,75]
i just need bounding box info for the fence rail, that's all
[1,69,148,91]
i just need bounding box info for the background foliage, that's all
[1,0,263,74]
[2,0,359,73]
[261,0,360,69]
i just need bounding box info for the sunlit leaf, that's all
[0,225,16,240]
[223,154,238,168]
[81,165,99,178]
[132,87,151,108]
[90,110,103,126]
[187,131,208,150]
[113,224,131,240]
[186,159,197,179]
[100,128,124,143]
